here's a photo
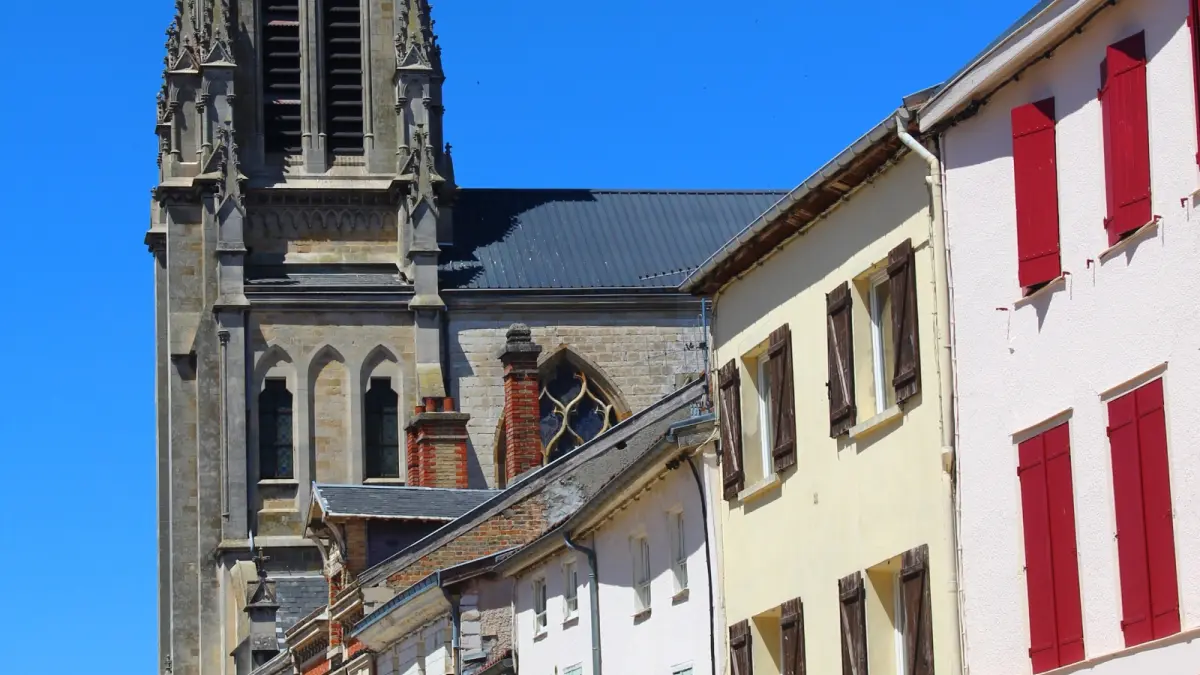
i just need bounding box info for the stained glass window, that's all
[259,379,294,479]
[365,377,400,478]
[539,363,617,462]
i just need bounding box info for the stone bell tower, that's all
[148,1,457,674]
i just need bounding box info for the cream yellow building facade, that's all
[684,103,962,675]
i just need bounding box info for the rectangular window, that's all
[261,1,302,154]
[633,536,651,613]
[259,379,295,479]
[669,511,688,593]
[1100,31,1153,245]
[1018,422,1085,672]
[533,578,548,633]
[1108,378,1180,647]
[756,354,775,476]
[868,270,897,415]
[564,559,579,620]
[1012,98,1063,290]
[323,0,365,156]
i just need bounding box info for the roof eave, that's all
[681,108,912,296]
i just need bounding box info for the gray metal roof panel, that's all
[442,189,787,290]
[313,484,501,521]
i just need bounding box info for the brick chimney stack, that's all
[499,324,543,482]
[405,396,471,488]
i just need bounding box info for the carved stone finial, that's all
[253,548,271,580]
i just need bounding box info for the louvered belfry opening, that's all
[261,1,302,154]
[324,0,365,156]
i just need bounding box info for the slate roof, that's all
[273,575,328,647]
[312,484,500,521]
[358,379,705,587]
[441,189,787,290]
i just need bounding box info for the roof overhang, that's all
[918,0,1118,132]
[681,102,930,296]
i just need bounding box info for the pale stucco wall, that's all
[711,152,958,674]
[942,1,1200,673]
[513,468,712,675]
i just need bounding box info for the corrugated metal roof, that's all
[313,484,500,521]
[441,189,787,290]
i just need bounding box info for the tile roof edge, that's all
[355,379,706,588]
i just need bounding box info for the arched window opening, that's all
[259,379,295,479]
[365,377,400,478]
[540,364,618,463]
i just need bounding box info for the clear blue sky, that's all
[0,1,1031,671]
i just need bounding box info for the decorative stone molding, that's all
[247,207,398,238]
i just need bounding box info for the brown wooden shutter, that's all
[839,572,868,675]
[781,597,806,675]
[888,239,921,405]
[718,361,745,500]
[901,545,936,675]
[729,619,754,675]
[769,324,797,473]
[827,283,857,437]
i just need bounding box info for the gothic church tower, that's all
[147,2,777,674]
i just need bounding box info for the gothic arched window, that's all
[259,379,294,479]
[539,363,619,463]
[365,378,400,478]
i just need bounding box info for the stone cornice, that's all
[443,289,703,313]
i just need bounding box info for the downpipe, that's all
[895,117,968,675]
[564,533,602,675]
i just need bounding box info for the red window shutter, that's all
[1044,424,1085,666]
[1108,387,1152,647]
[1019,430,1062,673]
[1190,0,1200,165]
[1018,422,1084,673]
[1011,98,1063,289]
[1136,381,1181,640]
[1100,32,1152,245]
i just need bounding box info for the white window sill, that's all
[1099,217,1159,263]
[632,608,652,622]
[257,478,299,487]
[363,477,406,486]
[672,588,690,604]
[562,615,579,629]
[1037,626,1200,675]
[737,474,781,504]
[848,405,903,441]
[532,629,548,642]
[1014,274,1067,309]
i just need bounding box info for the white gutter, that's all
[894,118,968,675]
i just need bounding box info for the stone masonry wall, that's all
[448,309,705,487]
[314,358,348,483]
[245,208,399,265]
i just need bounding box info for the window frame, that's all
[364,376,401,479]
[756,354,774,478]
[632,534,652,613]
[563,558,579,621]
[669,510,688,594]
[893,572,908,675]
[258,377,296,480]
[532,577,549,634]
[867,269,894,415]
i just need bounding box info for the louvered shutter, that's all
[781,598,805,675]
[1191,0,1200,165]
[839,573,868,675]
[1019,423,1086,673]
[769,324,797,472]
[1011,98,1063,289]
[1100,32,1152,245]
[729,619,753,675]
[1108,379,1180,647]
[900,545,935,675]
[719,361,745,500]
[887,240,921,404]
[827,283,856,437]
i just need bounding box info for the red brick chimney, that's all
[500,323,543,483]
[405,397,470,488]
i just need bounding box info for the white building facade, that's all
[505,422,718,675]
[921,0,1200,673]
